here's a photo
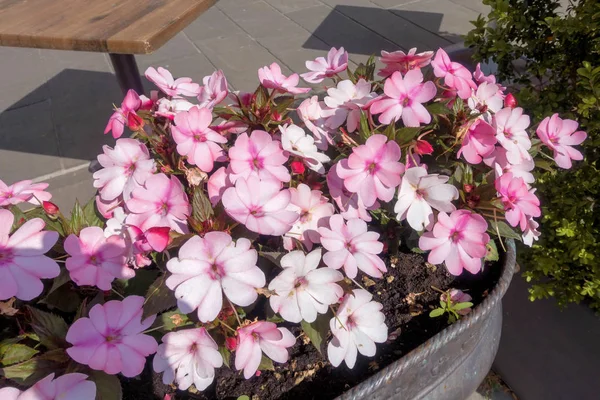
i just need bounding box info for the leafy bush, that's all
[466,0,600,309]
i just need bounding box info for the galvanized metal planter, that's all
[338,240,517,400]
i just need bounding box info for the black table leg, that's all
[109,53,144,96]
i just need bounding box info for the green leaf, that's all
[120,268,160,297]
[89,370,122,400]
[485,239,500,262]
[9,206,27,230]
[427,101,451,115]
[266,314,285,323]
[534,158,555,172]
[383,120,396,140]
[394,127,421,145]
[0,349,69,386]
[46,267,71,296]
[258,355,275,371]
[238,396,250,400]
[69,200,85,235]
[254,85,269,108]
[219,346,231,368]
[454,302,474,311]
[274,95,295,115]
[160,310,192,331]
[39,283,81,313]
[300,313,330,354]
[83,197,103,227]
[143,274,177,319]
[358,110,371,142]
[429,308,445,318]
[191,186,214,223]
[488,221,522,241]
[27,306,68,350]
[0,344,38,366]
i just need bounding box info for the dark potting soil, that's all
[122,250,501,400]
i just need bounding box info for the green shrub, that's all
[466,0,600,309]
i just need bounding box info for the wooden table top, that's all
[0,0,216,54]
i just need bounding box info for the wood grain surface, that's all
[0,0,216,54]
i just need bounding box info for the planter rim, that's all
[337,239,517,399]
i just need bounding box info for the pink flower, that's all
[468,82,503,116]
[280,124,330,174]
[145,67,201,97]
[327,289,387,369]
[324,79,377,132]
[522,217,541,247]
[0,179,52,207]
[473,63,497,85]
[441,289,473,315]
[104,89,141,139]
[95,195,120,219]
[378,47,434,77]
[269,249,343,323]
[125,174,191,234]
[0,373,96,400]
[64,226,133,290]
[370,69,436,126]
[228,130,290,183]
[0,209,59,301]
[418,210,490,275]
[485,147,535,185]
[318,214,386,279]
[283,184,334,251]
[326,163,375,222]
[222,175,298,236]
[155,97,195,120]
[235,321,295,379]
[457,119,497,164]
[297,96,335,150]
[394,167,458,231]
[171,107,227,172]
[536,114,587,169]
[336,134,404,207]
[197,70,228,109]
[301,46,349,83]
[207,166,233,206]
[495,172,541,230]
[153,328,223,391]
[431,48,477,100]
[166,232,264,322]
[66,296,158,377]
[93,139,156,202]
[258,63,310,94]
[493,107,532,164]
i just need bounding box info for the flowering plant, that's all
[0,46,586,398]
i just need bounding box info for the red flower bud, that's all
[42,201,60,216]
[504,93,517,108]
[255,370,262,377]
[463,184,474,193]
[291,160,305,174]
[127,112,144,130]
[272,110,282,121]
[414,140,434,155]
[225,337,238,351]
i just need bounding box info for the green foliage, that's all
[466,0,600,309]
[429,291,473,324]
[300,312,331,354]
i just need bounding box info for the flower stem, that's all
[219,319,237,333]
[227,298,242,327]
[111,288,125,299]
[143,324,166,334]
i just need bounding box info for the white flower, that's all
[467,82,503,121]
[323,79,377,133]
[522,217,541,247]
[269,249,344,323]
[280,124,330,174]
[394,167,458,231]
[153,328,223,391]
[327,289,387,369]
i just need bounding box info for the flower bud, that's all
[127,112,144,130]
[290,160,305,174]
[225,337,238,351]
[414,140,433,155]
[42,201,60,216]
[504,93,517,108]
[463,184,474,193]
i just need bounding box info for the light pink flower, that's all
[0,179,52,207]
[370,69,436,127]
[228,130,290,183]
[0,209,59,301]
[297,96,335,150]
[222,175,298,236]
[336,134,404,208]
[419,210,490,275]
[155,97,195,120]
[166,232,264,323]
[441,289,472,315]
[324,79,377,132]
[326,163,376,222]
[153,328,223,391]
[522,217,541,247]
[495,173,541,230]
[258,63,310,94]
[493,107,532,164]
[145,67,200,97]
[301,47,349,83]
[378,47,434,77]
[468,82,503,116]
[431,48,477,100]
[104,89,141,139]
[126,174,191,234]
[64,226,133,290]
[318,214,386,279]
[93,138,156,202]
[171,107,227,172]
[536,113,587,169]
[0,373,96,400]
[484,147,535,185]
[457,119,497,164]
[235,321,295,379]
[327,289,387,369]
[207,166,233,206]
[66,296,158,377]
[283,184,334,251]
[269,249,343,323]
[95,195,120,219]
[280,124,330,174]
[394,167,458,231]
[473,63,496,85]
[197,70,228,109]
